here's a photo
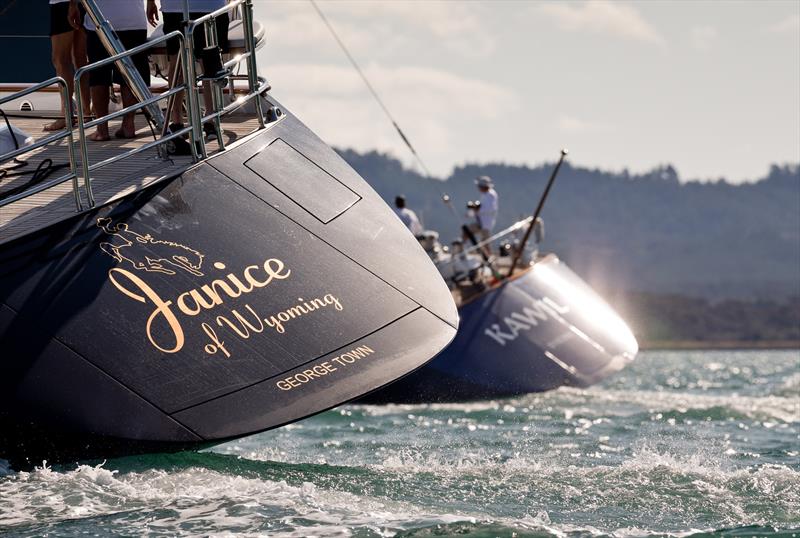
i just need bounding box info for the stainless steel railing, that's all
[185,0,265,156]
[444,216,534,261]
[0,0,267,217]
[83,0,167,132]
[433,216,538,275]
[74,30,193,207]
[0,77,81,210]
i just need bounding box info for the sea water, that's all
[1,350,798,537]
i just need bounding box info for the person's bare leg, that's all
[202,80,213,116]
[72,28,91,120]
[45,32,75,131]
[88,85,110,141]
[167,53,185,125]
[202,80,221,140]
[115,86,137,138]
[481,231,492,258]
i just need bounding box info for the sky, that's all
[253,0,800,183]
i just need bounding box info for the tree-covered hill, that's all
[340,149,799,301]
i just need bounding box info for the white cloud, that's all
[691,25,718,51]
[556,115,613,134]
[334,2,496,58]
[766,14,800,34]
[257,1,495,59]
[251,1,799,183]
[538,1,665,46]
[261,62,519,176]
[257,4,384,54]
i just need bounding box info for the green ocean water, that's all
[1,350,798,537]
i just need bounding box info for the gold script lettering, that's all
[216,305,265,338]
[201,322,230,358]
[108,268,185,353]
[107,256,292,356]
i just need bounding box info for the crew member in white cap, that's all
[475,175,498,235]
[464,175,498,255]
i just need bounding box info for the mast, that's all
[506,149,568,278]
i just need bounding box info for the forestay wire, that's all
[309,0,464,225]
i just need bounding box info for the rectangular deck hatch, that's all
[244,139,360,223]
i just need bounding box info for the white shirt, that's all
[84,0,147,32]
[477,188,498,231]
[50,0,70,5]
[159,0,226,13]
[395,207,423,236]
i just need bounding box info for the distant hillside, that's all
[613,292,800,348]
[339,149,800,300]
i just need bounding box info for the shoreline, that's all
[640,340,800,351]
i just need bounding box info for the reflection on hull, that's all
[361,255,637,404]
[0,106,457,467]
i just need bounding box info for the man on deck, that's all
[45,0,90,132]
[146,0,230,141]
[70,0,151,141]
[475,175,498,238]
[394,195,423,237]
[464,175,498,256]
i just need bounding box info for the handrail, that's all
[434,216,534,270]
[74,31,183,88]
[2,1,268,225]
[82,0,165,130]
[223,52,250,71]
[0,165,79,208]
[0,76,81,211]
[82,85,185,131]
[74,30,187,206]
[0,77,68,109]
[0,129,72,165]
[86,124,194,175]
[186,0,265,153]
[200,75,269,122]
[188,0,247,33]
[458,217,533,259]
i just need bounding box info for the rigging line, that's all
[308,0,434,179]
[309,0,466,227]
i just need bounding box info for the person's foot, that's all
[203,122,218,141]
[114,127,137,139]
[43,118,68,132]
[115,116,138,139]
[88,129,110,141]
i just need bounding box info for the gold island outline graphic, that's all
[96,217,205,277]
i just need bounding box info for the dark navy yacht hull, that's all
[0,105,457,466]
[360,255,636,403]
